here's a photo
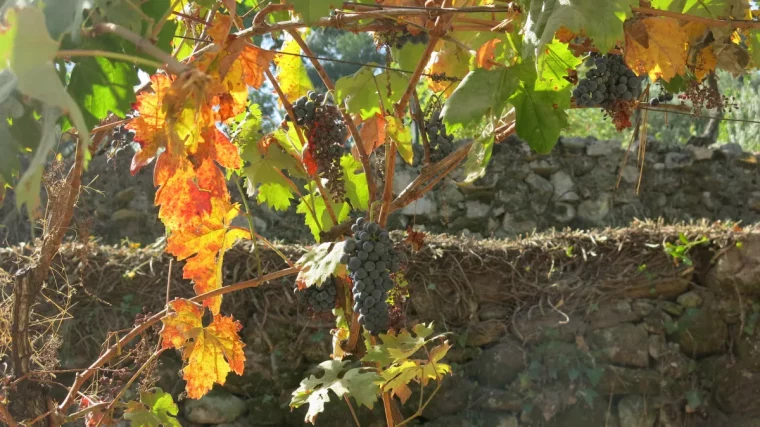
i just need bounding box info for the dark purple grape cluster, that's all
[392,31,429,49]
[294,91,347,202]
[298,276,338,313]
[649,91,673,106]
[340,218,401,335]
[425,109,454,163]
[573,54,642,107]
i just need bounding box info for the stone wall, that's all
[5,224,760,426]
[3,137,758,246]
[389,136,760,238]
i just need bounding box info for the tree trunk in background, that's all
[688,73,722,147]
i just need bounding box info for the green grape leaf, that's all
[290,360,380,424]
[94,0,142,33]
[42,0,90,41]
[748,30,760,68]
[118,0,177,74]
[297,192,351,241]
[379,341,452,400]
[241,129,301,211]
[441,67,519,132]
[392,42,426,73]
[341,155,369,211]
[16,106,60,218]
[68,56,139,129]
[523,0,636,59]
[289,0,333,23]
[365,323,439,364]
[510,64,569,154]
[295,241,347,290]
[650,0,748,19]
[335,66,409,120]
[124,388,181,427]
[0,8,89,216]
[460,133,494,183]
[539,40,582,92]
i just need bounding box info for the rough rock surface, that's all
[5,137,759,245]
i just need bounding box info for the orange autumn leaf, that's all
[126,74,173,174]
[154,154,213,232]
[358,113,387,154]
[166,198,250,313]
[240,45,276,89]
[207,14,233,44]
[476,39,502,70]
[623,17,688,82]
[161,299,246,399]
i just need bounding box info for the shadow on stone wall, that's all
[2,136,758,246]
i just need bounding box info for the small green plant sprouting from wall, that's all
[664,233,709,266]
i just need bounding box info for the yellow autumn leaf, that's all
[624,17,688,82]
[385,116,413,165]
[274,39,314,105]
[161,299,246,399]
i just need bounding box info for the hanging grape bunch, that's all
[292,91,347,202]
[340,218,401,335]
[425,108,454,163]
[649,91,674,106]
[297,276,338,314]
[573,54,642,107]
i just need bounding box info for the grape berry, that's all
[292,91,347,202]
[298,276,338,313]
[649,91,673,106]
[573,54,642,107]
[340,218,401,335]
[424,109,454,163]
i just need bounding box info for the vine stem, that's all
[0,402,17,427]
[58,267,299,413]
[94,349,167,427]
[264,68,338,227]
[632,6,760,29]
[379,0,455,228]
[234,176,262,277]
[286,29,378,206]
[55,50,166,71]
[192,5,518,58]
[90,22,188,75]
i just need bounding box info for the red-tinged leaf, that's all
[240,45,276,89]
[166,198,250,313]
[154,155,213,232]
[161,299,246,399]
[476,39,502,70]
[127,74,173,174]
[201,128,242,170]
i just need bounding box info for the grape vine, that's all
[3,0,760,426]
